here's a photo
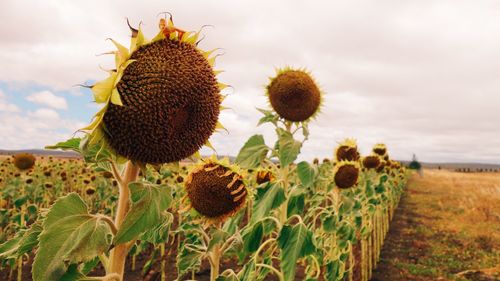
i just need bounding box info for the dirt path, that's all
[370,170,500,281]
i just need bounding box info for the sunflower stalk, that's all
[109,161,140,279]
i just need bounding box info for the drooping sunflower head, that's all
[255,169,275,185]
[79,15,227,164]
[333,161,360,189]
[184,157,247,224]
[266,67,323,122]
[372,143,387,157]
[335,138,360,162]
[13,153,36,171]
[362,155,381,170]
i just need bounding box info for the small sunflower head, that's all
[333,161,360,189]
[185,159,247,222]
[373,143,387,157]
[255,169,275,185]
[335,138,360,162]
[78,15,226,165]
[13,153,36,171]
[86,186,96,195]
[266,67,322,122]
[44,182,53,189]
[362,155,381,170]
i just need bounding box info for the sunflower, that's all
[372,143,387,157]
[334,138,360,162]
[362,155,381,170]
[333,161,360,189]
[13,153,36,171]
[184,157,247,225]
[80,15,227,164]
[266,67,323,122]
[255,169,275,185]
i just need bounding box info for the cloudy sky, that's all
[1,0,499,164]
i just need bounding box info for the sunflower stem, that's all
[109,161,140,279]
[278,121,292,225]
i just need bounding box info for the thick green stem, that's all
[109,161,140,279]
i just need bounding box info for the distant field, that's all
[372,170,500,281]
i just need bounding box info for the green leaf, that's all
[276,128,302,167]
[287,188,306,218]
[242,221,264,254]
[277,223,316,281]
[296,161,316,188]
[177,244,203,277]
[114,182,172,244]
[208,228,229,252]
[235,135,269,169]
[0,235,23,260]
[325,260,342,281]
[45,138,81,152]
[59,264,85,281]
[17,222,42,257]
[139,212,173,244]
[257,108,279,126]
[32,193,113,281]
[251,182,286,224]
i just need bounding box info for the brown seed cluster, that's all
[103,38,221,164]
[267,70,321,122]
[336,146,360,162]
[185,163,246,218]
[334,164,359,189]
[373,147,387,157]
[13,153,36,171]
[362,156,381,169]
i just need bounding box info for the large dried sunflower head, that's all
[333,161,360,189]
[185,158,247,223]
[266,67,322,122]
[79,15,227,164]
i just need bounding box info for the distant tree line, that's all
[455,168,498,173]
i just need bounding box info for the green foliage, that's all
[276,128,302,167]
[251,182,286,224]
[32,193,113,281]
[278,223,316,281]
[235,134,269,169]
[114,182,173,244]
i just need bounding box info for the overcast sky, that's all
[1,0,499,164]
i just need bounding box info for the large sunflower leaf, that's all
[33,193,113,281]
[277,223,316,281]
[235,134,269,169]
[250,182,286,224]
[114,182,172,244]
[276,128,302,167]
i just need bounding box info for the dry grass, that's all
[417,170,500,241]
[372,169,500,281]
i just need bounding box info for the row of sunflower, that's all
[0,15,408,281]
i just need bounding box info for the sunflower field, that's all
[0,15,408,281]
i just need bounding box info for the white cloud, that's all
[0,108,86,150]
[26,90,68,110]
[0,89,21,113]
[0,0,500,163]
[28,108,60,120]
